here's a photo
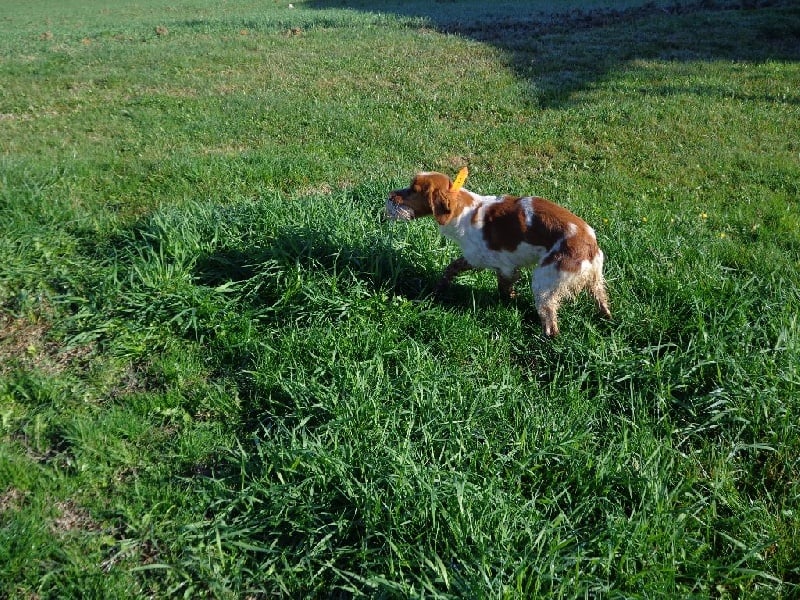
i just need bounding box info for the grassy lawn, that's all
[1,0,799,597]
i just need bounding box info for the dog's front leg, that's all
[436,257,473,293]
[496,269,520,299]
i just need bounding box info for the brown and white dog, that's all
[385,168,611,336]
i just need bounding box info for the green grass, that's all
[1,0,799,597]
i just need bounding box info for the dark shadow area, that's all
[307,0,800,107]
[193,215,510,314]
[193,225,440,303]
[191,222,524,452]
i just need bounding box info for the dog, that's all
[385,168,611,336]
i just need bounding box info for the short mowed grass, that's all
[1,0,799,597]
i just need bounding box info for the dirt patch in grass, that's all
[51,500,103,536]
[0,487,28,514]
[0,312,93,377]
[0,313,51,373]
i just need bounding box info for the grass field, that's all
[1,0,799,597]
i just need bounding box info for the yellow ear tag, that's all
[450,166,469,193]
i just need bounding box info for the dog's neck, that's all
[437,189,499,239]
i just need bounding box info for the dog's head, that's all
[385,170,466,225]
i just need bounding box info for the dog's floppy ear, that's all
[429,168,468,226]
[428,181,452,226]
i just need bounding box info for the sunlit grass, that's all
[1,0,799,597]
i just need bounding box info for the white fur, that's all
[521,197,536,227]
[565,222,578,237]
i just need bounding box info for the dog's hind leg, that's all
[591,280,611,319]
[589,252,611,319]
[534,294,561,337]
[532,264,565,337]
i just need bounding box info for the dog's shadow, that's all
[193,224,510,314]
[194,225,427,304]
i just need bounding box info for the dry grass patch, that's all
[51,500,103,536]
[0,312,93,377]
[0,487,27,514]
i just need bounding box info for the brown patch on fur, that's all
[480,196,565,252]
[536,198,599,272]
[479,195,599,273]
[481,196,529,252]
[540,232,598,272]
[433,187,474,226]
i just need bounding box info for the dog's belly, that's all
[462,240,548,277]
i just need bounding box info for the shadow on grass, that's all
[193,225,440,302]
[193,216,510,312]
[307,0,800,107]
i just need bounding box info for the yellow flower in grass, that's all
[700,212,708,219]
